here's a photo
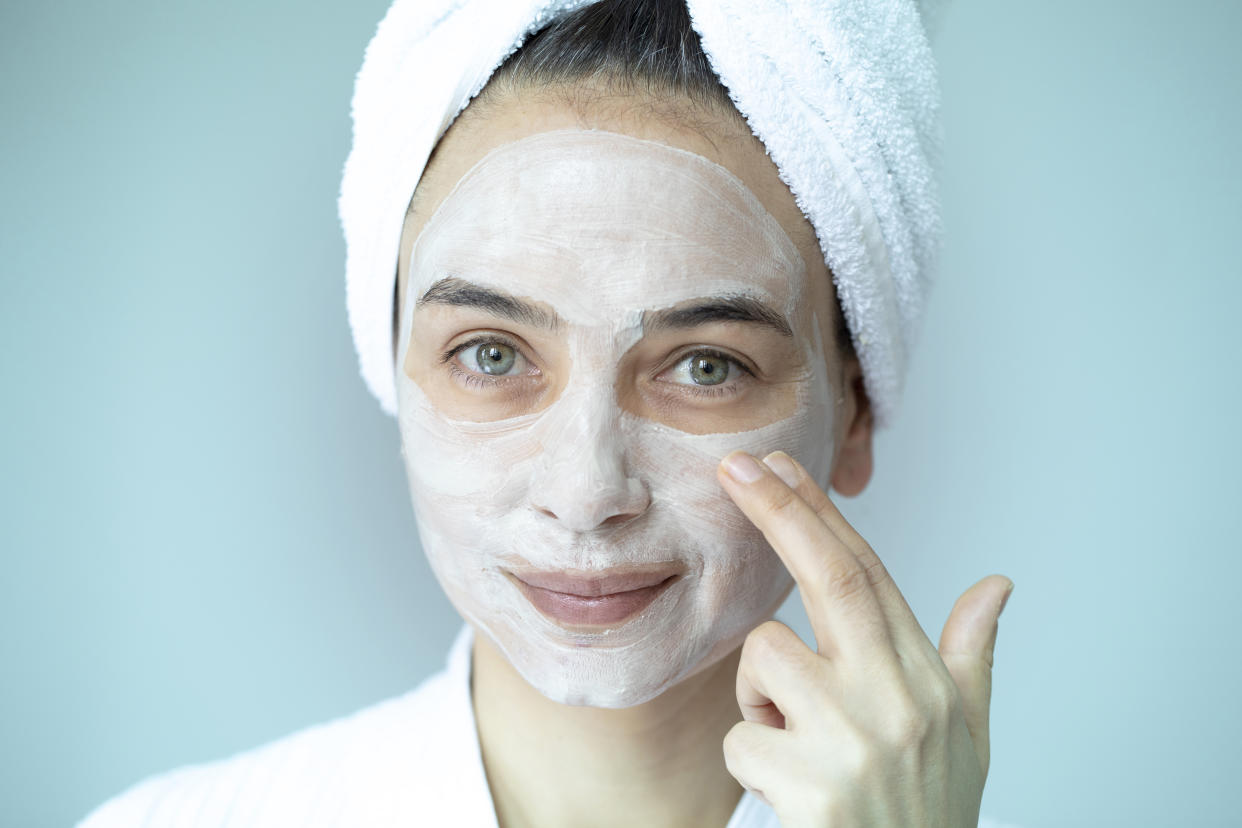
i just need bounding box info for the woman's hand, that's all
[717,450,1013,828]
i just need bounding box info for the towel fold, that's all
[339,0,945,428]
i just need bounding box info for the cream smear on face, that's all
[397,129,836,707]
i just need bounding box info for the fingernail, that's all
[762,452,800,488]
[999,580,1015,617]
[722,452,764,483]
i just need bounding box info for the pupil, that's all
[690,355,728,386]
[476,342,515,375]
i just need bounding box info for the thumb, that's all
[938,574,1014,777]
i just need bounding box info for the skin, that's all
[395,81,1012,827]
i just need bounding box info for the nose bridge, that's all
[529,377,649,532]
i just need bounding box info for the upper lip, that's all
[506,564,684,597]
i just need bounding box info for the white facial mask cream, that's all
[396,129,836,708]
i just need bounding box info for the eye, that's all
[680,352,729,385]
[471,342,516,374]
[442,334,535,385]
[661,348,752,397]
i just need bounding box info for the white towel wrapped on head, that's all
[339,0,946,428]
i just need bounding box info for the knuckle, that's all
[721,722,748,759]
[742,620,792,662]
[855,548,892,589]
[927,678,961,722]
[749,619,786,645]
[839,727,880,777]
[894,711,932,750]
[739,629,768,666]
[742,623,826,690]
[763,485,802,519]
[883,693,930,748]
[816,556,871,603]
[721,743,745,778]
[722,722,771,773]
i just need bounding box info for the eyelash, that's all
[664,347,753,399]
[440,334,529,391]
[439,336,754,399]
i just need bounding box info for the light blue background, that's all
[3,1,1240,825]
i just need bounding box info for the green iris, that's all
[689,354,729,385]
[476,342,516,375]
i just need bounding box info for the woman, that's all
[81,1,1015,825]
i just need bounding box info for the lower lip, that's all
[511,575,677,628]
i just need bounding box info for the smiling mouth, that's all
[504,566,682,629]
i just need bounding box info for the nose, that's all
[527,383,650,533]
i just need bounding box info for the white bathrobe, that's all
[78,625,1020,827]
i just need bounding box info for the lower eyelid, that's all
[650,374,749,405]
[447,363,493,388]
[680,382,744,400]
[447,339,539,386]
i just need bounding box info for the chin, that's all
[518,652,702,708]
[482,610,761,709]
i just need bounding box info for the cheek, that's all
[625,343,835,542]
[403,418,531,503]
[622,388,832,587]
[397,373,543,581]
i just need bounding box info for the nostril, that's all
[530,495,648,531]
[528,467,651,532]
[599,511,638,528]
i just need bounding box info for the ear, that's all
[829,357,875,497]
[392,273,401,365]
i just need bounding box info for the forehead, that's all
[407,130,808,324]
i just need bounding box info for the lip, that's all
[505,564,683,629]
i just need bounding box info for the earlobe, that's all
[829,370,875,497]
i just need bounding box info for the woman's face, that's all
[395,89,855,707]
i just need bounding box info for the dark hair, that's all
[483,0,735,115]
[399,0,855,363]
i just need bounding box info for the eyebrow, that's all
[415,276,791,338]
[416,276,561,331]
[644,295,793,338]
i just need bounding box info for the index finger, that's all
[760,450,935,660]
[718,449,893,662]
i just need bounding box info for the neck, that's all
[471,628,746,828]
